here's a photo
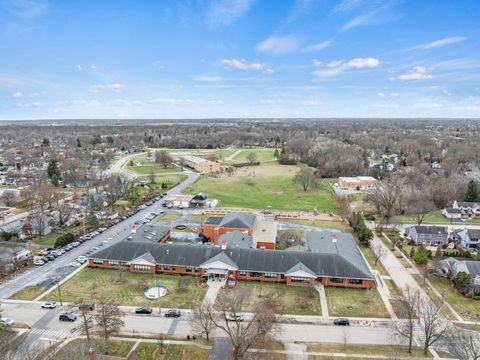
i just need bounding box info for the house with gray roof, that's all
[439,257,480,296]
[88,231,375,289]
[406,226,448,246]
[453,227,480,249]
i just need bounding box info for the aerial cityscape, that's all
[1,1,480,360]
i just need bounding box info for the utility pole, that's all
[57,281,63,306]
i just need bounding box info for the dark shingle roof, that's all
[445,208,462,214]
[219,231,253,249]
[219,212,256,229]
[91,239,373,280]
[205,217,222,225]
[285,262,316,277]
[412,226,447,235]
[465,261,480,278]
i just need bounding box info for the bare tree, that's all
[373,243,386,265]
[336,195,353,221]
[293,168,318,191]
[72,304,96,348]
[154,150,173,169]
[93,290,125,354]
[148,169,156,184]
[190,299,218,342]
[0,190,18,207]
[246,152,258,165]
[30,213,50,238]
[211,288,281,359]
[365,181,403,224]
[419,296,448,355]
[393,286,420,354]
[447,326,480,360]
[55,204,75,229]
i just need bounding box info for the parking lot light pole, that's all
[57,282,63,306]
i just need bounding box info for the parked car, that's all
[78,302,95,311]
[135,307,153,314]
[45,255,55,261]
[333,318,350,326]
[70,261,81,267]
[225,313,243,322]
[33,260,45,266]
[41,301,57,309]
[76,256,87,263]
[1,317,14,326]
[164,309,181,318]
[59,313,77,322]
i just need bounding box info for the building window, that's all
[163,265,170,270]
[290,277,311,283]
[186,267,193,272]
[264,272,276,278]
[171,267,176,271]
[250,272,262,278]
[239,271,247,276]
[93,259,103,264]
[134,265,150,271]
[119,261,127,266]
[330,278,344,284]
[348,279,362,285]
[109,260,118,266]
[195,267,200,273]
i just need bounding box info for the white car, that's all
[76,256,87,262]
[225,313,244,322]
[41,301,57,309]
[69,261,81,267]
[102,239,109,244]
[1,318,14,326]
[33,260,45,266]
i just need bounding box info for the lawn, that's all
[411,275,457,320]
[8,285,48,300]
[184,163,338,212]
[217,281,321,316]
[230,148,276,163]
[325,287,389,318]
[124,153,181,175]
[55,339,133,359]
[155,212,182,222]
[43,268,207,308]
[280,219,352,233]
[33,232,61,247]
[418,275,480,321]
[135,342,210,360]
[390,210,480,225]
[358,245,388,275]
[307,343,430,358]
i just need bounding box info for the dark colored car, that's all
[78,302,95,311]
[46,255,55,261]
[59,313,77,322]
[135,307,153,314]
[333,318,350,326]
[164,309,181,318]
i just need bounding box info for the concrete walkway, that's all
[314,284,329,319]
[284,341,307,360]
[203,278,226,305]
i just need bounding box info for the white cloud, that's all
[16,101,41,108]
[75,64,83,71]
[90,65,97,70]
[148,98,193,105]
[193,75,224,82]
[8,0,49,18]
[393,66,432,81]
[63,99,101,106]
[88,83,125,93]
[259,99,280,104]
[76,64,97,72]
[341,12,377,30]
[312,57,381,77]
[207,0,254,27]
[11,91,24,99]
[377,92,385,97]
[221,59,273,73]
[333,0,364,13]
[302,100,321,105]
[256,35,300,56]
[302,40,332,53]
[421,36,466,50]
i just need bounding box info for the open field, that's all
[55,339,133,359]
[230,148,276,163]
[184,163,338,212]
[135,342,210,360]
[325,287,389,318]
[217,281,321,316]
[307,343,431,358]
[154,212,182,222]
[42,268,207,308]
[414,274,480,321]
[390,210,480,225]
[125,153,181,175]
[412,275,457,320]
[8,285,48,300]
[33,232,61,246]
[281,219,352,232]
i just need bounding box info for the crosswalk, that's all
[413,323,426,345]
[29,327,78,340]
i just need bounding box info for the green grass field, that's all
[307,344,430,358]
[55,339,133,359]
[390,210,480,225]
[125,153,181,175]
[43,268,207,308]
[135,343,210,360]
[217,281,321,316]
[281,219,352,232]
[155,212,182,222]
[33,232,61,246]
[230,148,276,163]
[8,285,48,300]
[325,287,389,318]
[184,163,338,212]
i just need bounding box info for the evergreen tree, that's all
[47,159,61,185]
[42,138,50,147]
[464,180,479,202]
[362,149,370,171]
[77,138,82,147]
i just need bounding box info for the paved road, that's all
[0,302,401,346]
[0,170,199,300]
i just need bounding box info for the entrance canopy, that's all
[206,268,229,275]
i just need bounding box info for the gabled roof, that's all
[130,251,156,265]
[285,245,307,252]
[200,252,238,269]
[285,262,316,278]
[219,231,252,249]
[412,226,447,235]
[219,212,256,229]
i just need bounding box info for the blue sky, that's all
[0,0,479,119]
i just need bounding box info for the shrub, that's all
[364,214,376,221]
[413,245,430,265]
[54,233,76,248]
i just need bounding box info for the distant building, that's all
[406,226,448,246]
[439,258,480,296]
[181,155,221,173]
[453,227,480,249]
[338,176,378,190]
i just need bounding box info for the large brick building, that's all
[87,230,375,289]
[202,212,257,244]
[181,155,221,173]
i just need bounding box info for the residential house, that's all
[453,227,480,249]
[407,226,449,246]
[442,207,462,220]
[452,200,480,218]
[439,257,480,296]
[87,230,374,288]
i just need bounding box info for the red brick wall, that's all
[256,241,276,250]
